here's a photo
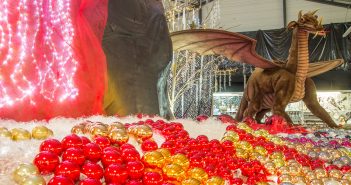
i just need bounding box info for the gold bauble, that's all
[314,168,327,179]
[163,164,186,181]
[309,179,323,185]
[292,176,306,184]
[295,144,305,153]
[289,165,301,176]
[342,173,351,181]
[171,154,190,170]
[32,126,53,140]
[156,148,171,161]
[278,174,292,183]
[318,151,332,162]
[0,127,12,138]
[237,122,249,130]
[278,166,290,175]
[273,158,285,168]
[320,177,331,183]
[270,152,284,160]
[11,128,31,141]
[237,141,253,151]
[108,128,129,144]
[108,122,125,132]
[235,148,249,159]
[340,179,351,185]
[264,162,276,174]
[135,125,153,140]
[301,166,312,175]
[187,167,208,182]
[304,142,314,149]
[205,176,225,185]
[328,169,342,179]
[144,151,165,168]
[253,130,263,137]
[249,152,262,160]
[270,136,283,145]
[255,182,269,185]
[256,154,268,163]
[181,178,201,185]
[257,129,269,137]
[13,163,39,183]
[0,127,8,132]
[223,131,239,141]
[83,123,95,134]
[331,150,342,159]
[254,146,268,156]
[305,171,317,181]
[221,136,237,143]
[90,125,108,136]
[71,124,85,134]
[21,175,46,185]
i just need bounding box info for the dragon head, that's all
[288,10,325,37]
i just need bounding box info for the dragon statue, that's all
[171,10,343,127]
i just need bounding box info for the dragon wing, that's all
[307,59,344,78]
[171,29,279,69]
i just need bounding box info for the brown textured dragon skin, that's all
[235,11,339,128]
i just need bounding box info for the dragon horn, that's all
[311,9,319,15]
[298,10,302,19]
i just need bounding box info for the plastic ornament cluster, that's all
[10,114,351,185]
[0,0,78,108]
[0,126,53,141]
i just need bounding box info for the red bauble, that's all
[83,143,102,162]
[161,126,176,136]
[196,114,209,122]
[196,135,209,142]
[40,139,63,156]
[62,148,86,166]
[55,161,81,182]
[79,178,102,185]
[218,114,237,124]
[342,165,351,173]
[170,122,184,130]
[120,143,136,151]
[122,148,140,161]
[125,179,143,185]
[104,164,128,184]
[160,141,175,153]
[102,150,123,167]
[141,140,158,152]
[221,140,234,151]
[82,162,104,180]
[126,161,145,179]
[48,175,75,185]
[93,136,111,149]
[103,146,121,153]
[230,178,244,185]
[62,134,83,149]
[81,136,92,145]
[143,172,163,185]
[33,151,60,175]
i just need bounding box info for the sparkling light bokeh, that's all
[0,0,78,108]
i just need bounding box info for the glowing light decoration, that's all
[0,0,78,108]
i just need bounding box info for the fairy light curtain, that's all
[0,0,108,121]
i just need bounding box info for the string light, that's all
[0,0,78,108]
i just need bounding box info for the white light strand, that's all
[0,0,78,108]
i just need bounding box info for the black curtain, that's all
[241,22,351,71]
